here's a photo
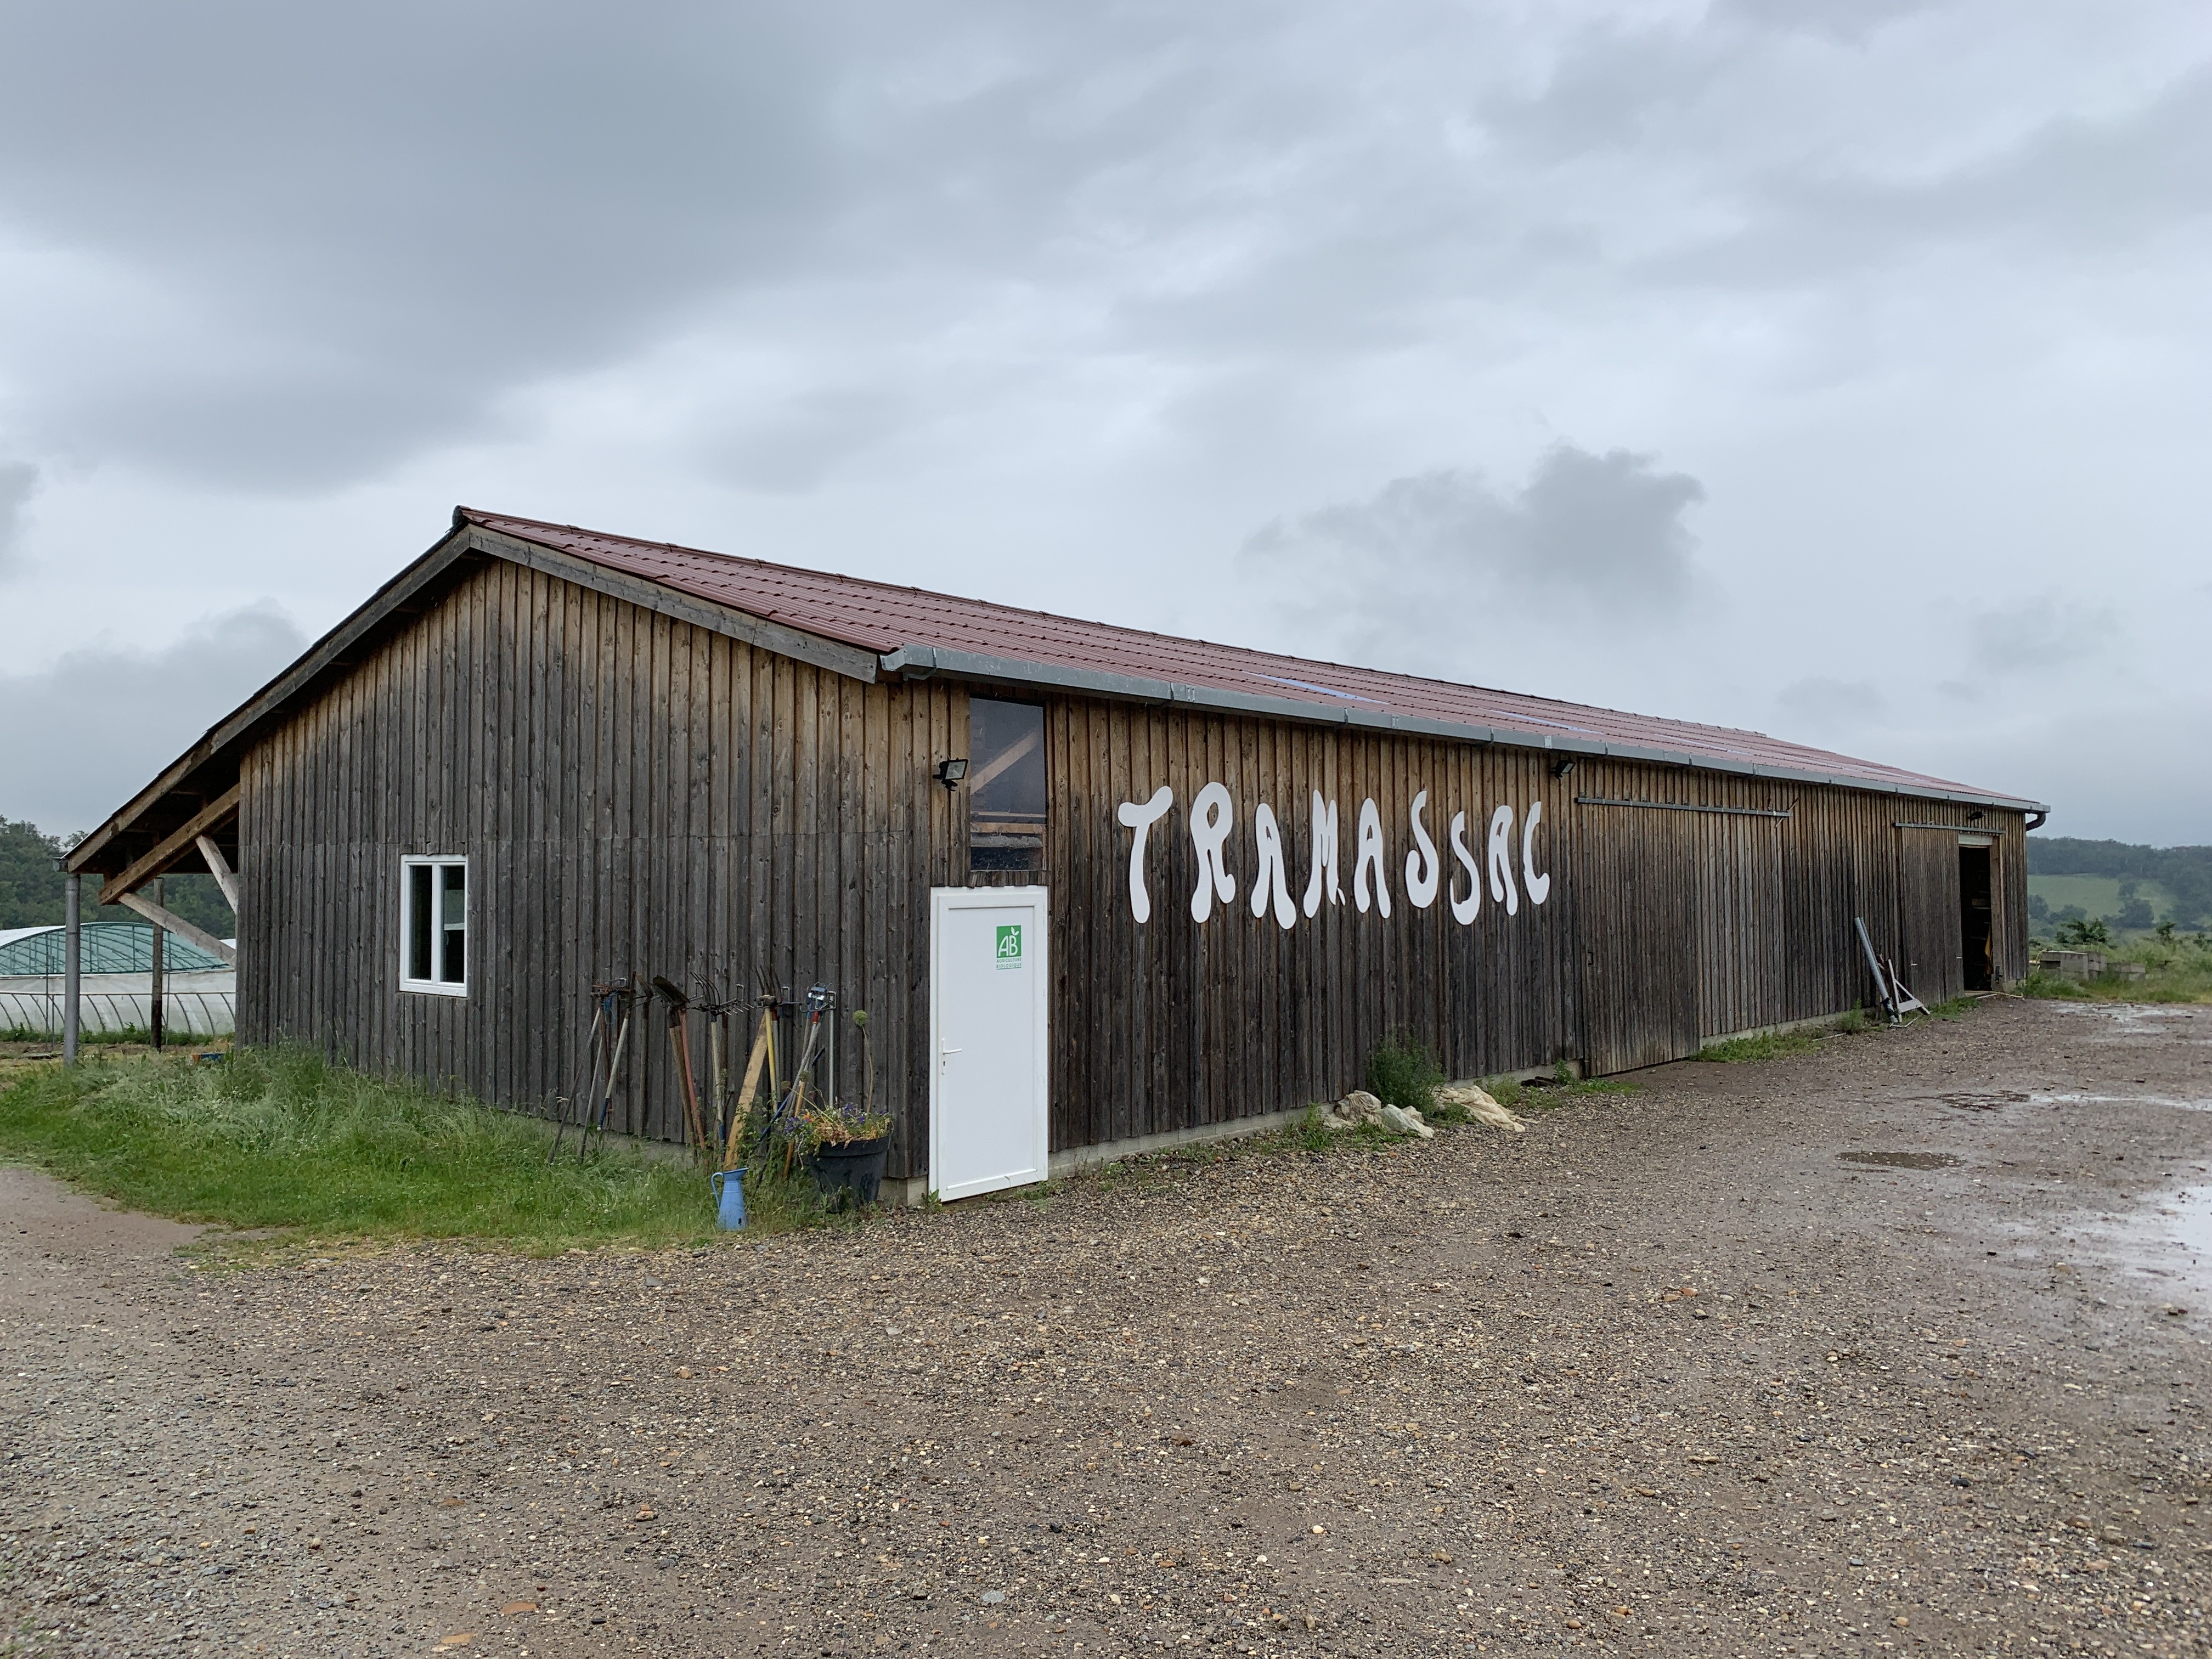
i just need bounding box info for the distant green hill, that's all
[0,816,234,939]
[2026,836,2211,930]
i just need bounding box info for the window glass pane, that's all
[438,864,466,984]
[968,699,1045,873]
[408,865,433,981]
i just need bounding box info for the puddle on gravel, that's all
[1931,1091,2026,1112]
[2049,1003,2211,1042]
[1840,1151,1964,1171]
[2090,1187,2212,1297]
[2029,1090,2212,1113]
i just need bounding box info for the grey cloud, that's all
[1479,25,1734,159]
[1968,597,2118,676]
[5,1,2204,502]
[0,603,306,832]
[1900,695,2212,844]
[701,388,915,494]
[1242,443,1706,673]
[0,3,842,488]
[0,2,1372,488]
[1713,0,1939,46]
[1661,65,2212,289]
[1776,676,1884,734]
[0,461,34,577]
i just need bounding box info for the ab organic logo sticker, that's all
[995,923,1023,969]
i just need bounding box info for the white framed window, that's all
[400,856,469,996]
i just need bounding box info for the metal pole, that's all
[149,876,165,1052]
[63,873,81,1067]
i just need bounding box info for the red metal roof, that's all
[461,508,2035,808]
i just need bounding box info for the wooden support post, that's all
[63,873,81,1068]
[149,877,165,1051]
[196,836,240,913]
[107,890,237,967]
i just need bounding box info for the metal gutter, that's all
[879,644,2052,816]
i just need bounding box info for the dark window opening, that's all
[408,863,434,983]
[968,698,1045,874]
[1959,843,1993,991]
[439,864,467,984]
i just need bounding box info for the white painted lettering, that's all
[1250,804,1298,930]
[1521,800,1551,906]
[1301,793,1341,918]
[1448,809,1481,925]
[1487,804,1519,916]
[1404,790,1439,910]
[1352,797,1393,917]
[1116,786,1173,924]
[1189,782,1238,923]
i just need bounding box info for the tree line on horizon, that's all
[0,816,234,938]
[2027,834,2211,932]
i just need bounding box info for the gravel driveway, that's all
[4,998,2209,1657]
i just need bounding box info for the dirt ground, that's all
[3,999,2209,1659]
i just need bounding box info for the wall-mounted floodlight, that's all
[936,757,969,791]
[1550,757,1577,778]
[1966,809,1985,822]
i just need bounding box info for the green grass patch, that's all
[1695,1005,1950,1060]
[0,1046,843,1251]
[2,1025,217,1047]
[1482,1071,1639,1110]
[2019,936,2212,1005]
[1696,1029,1825,1063]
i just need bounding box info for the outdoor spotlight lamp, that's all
[936,757,969,790]
[1550,757,1577,778]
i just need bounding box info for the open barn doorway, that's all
[1959,840,1994,991]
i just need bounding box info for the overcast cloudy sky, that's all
[2,0,2206,841]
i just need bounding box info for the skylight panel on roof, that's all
[1483,712,1599,736]
[1249,673,1383,705]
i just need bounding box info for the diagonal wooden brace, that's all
[108,890,237,967]
[97,785,240,903]
[196,836,241,912]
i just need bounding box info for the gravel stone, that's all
[3,998,2209,1655]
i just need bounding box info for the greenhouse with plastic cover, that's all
[0,922,235,1038]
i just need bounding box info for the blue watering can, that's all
[709,1169,747,1231]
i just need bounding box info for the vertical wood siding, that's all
[239,558,961,1176]
[236,558,2033,1177]
[1026,699,1577,1151]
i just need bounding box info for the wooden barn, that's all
[64,508,2045,1197]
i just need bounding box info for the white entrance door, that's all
[929,885,1049,1200]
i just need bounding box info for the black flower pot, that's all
[807,1135,889,1206]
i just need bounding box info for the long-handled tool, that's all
[760,983,834,1168]
[584,979,637,1156]
[693,975,746,1155]
[721,1003,775,1171]
[547,994,608,1163]
[652,975,709,1158]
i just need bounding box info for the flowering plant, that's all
[794,1092,891,1148]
